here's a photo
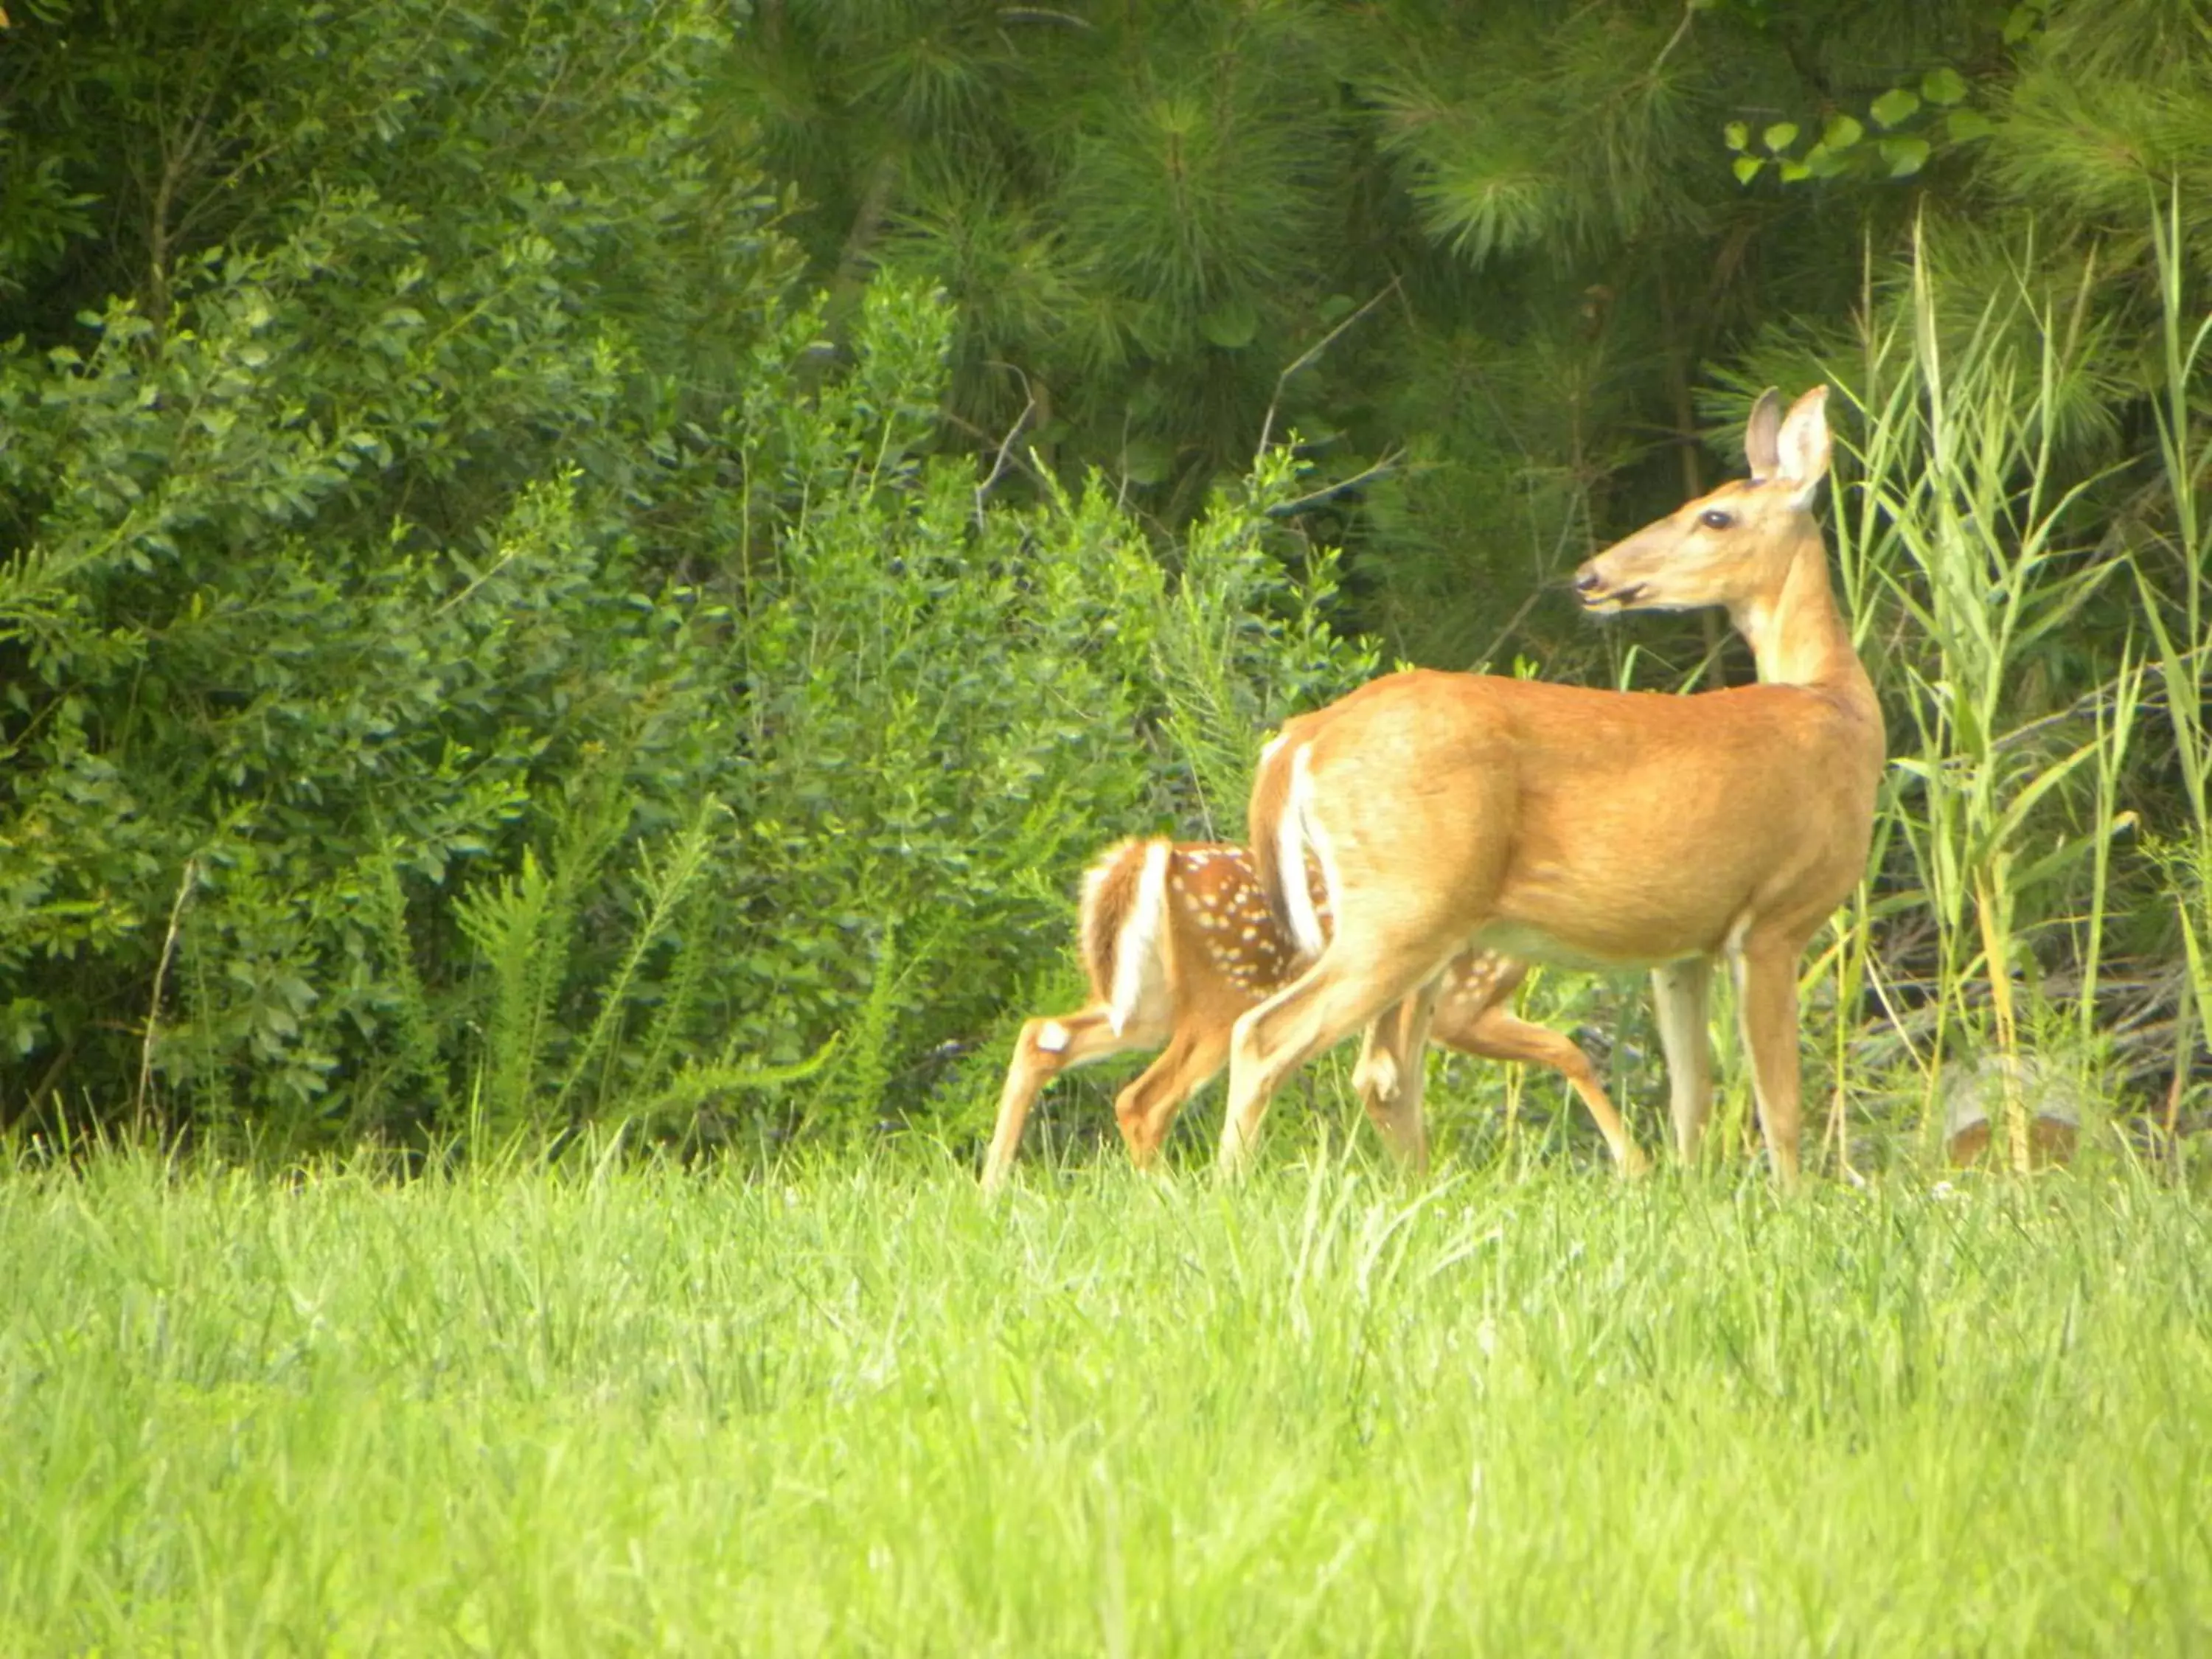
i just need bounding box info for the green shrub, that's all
[0,187,1368,1148]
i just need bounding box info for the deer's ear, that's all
[1774,385,1832,506]
[1744,388,1784,479]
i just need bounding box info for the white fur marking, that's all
[1037,1021,1071,1054]
[1277,745,1330,960]
[1107,840,1172,1036]
[1358,1048,1399,1105]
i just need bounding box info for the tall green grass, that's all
[2138,191,2212,1142]
[1835,228,2130,1167]
[4,1151,2208,1655]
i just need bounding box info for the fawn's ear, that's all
[1744,387,1784,479]
[1773,385,1832,507]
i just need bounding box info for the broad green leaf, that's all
[1921,66,1968,105]
[1780,159,1812,182]
[1946,108,1994,142]
[1121,437,1172,485]
[1822,114,1864,150]
[1723,121,1750,152]
[1199,297,1257,350]
[1761,122,1800,154]
[1870,86,1921,129]
[1732,156,1764,185]
[1880,136,1931,177]
[3,997,47,1057]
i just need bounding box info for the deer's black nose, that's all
[1573,566,1602,595]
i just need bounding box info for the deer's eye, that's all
[1698,508,1734,531]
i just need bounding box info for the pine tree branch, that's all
[1646,2,1700,81]
[1263,449,1405,518]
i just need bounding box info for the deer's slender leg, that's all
[1356,982,1437,1174]
[1650,956,1715,1165]
[984,1012,1149,1194]
[1352,1012,1405,1115]
[1731,935,1806,1190]
[1220,942,1441,1177]
[1350,1000,1415,1144]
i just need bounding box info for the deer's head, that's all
[1573,385,1832,616]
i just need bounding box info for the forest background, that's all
[1,0,2206,1168]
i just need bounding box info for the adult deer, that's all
[981,837,1644,1194]
[1220,386,1882,1188]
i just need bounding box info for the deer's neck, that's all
[1729,532,1870,701]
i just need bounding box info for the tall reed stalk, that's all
[1837,228,2132,1166]
[2137,189,2212,1144]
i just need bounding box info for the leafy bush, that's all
[0,1,1371,1151]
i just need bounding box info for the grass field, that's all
[4,1143,2210,1655]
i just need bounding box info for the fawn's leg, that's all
[1441,1004,1649,1175]
[1112,1025,1232,1169]
[984,1010,1148,1194]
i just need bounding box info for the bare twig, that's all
[1875,636,2208,799]
[1983,639,2209,757]
[1646,1,1699,80]
[1469,586,1547,674]
[973,368,1040,526]
[998,7,1093,27]
[1262,448,1405,519]
[1253,278,1401,463]
[434,543,528,616]
[940,407,1053,494]
[135,856,199,1137]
